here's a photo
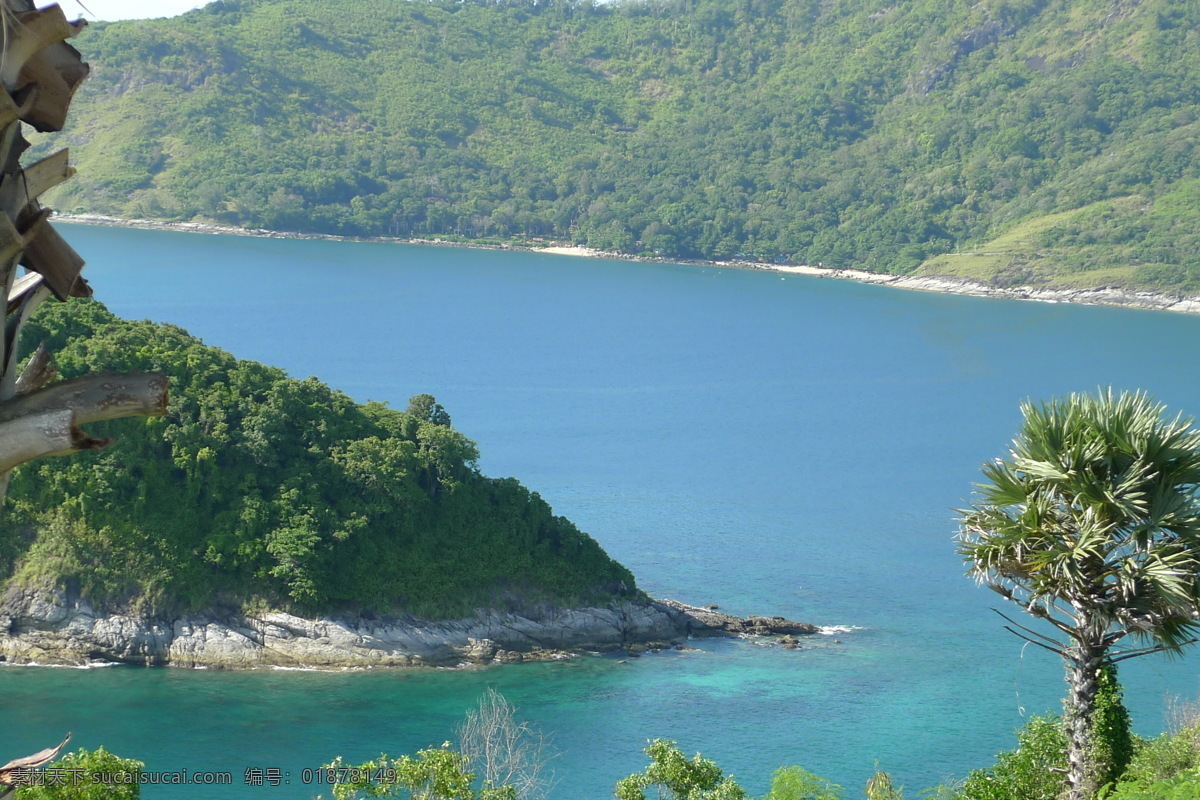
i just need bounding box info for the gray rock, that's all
[657,599,819,637]
[0,585,693,669]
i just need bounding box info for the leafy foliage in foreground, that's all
[616,740,746,800]
[0,301,636,617]
[14,748,143,800]
[941,716,1066,800]
[46,0,1200,290]
[323,748,516,800]
[764,765,844,800]
[24,710,1200,800]
[1106,722,1200,797]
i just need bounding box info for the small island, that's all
[0,301,821,669]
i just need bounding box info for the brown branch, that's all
[1,5,88,132]
[6,270,42,314]
[2,279,47,384]
[19,218,88,300]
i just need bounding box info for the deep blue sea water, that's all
[6,223,1200,798]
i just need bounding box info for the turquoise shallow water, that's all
[6,224,1200,797]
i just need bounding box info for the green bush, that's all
[763,765,843,800]
[943,716,1066,800]
[615,740,745,800]
[863,770,903,800]
[1119,727,1200,788]
[14,748,143,800]
[1101,768,1200,799]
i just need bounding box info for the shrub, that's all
[1119,727,1200,788]
[763,765,843,800]
[15,747,143,800]
[614,740,745,800]
[948,716,1067,800]
[1101,767,1200,799]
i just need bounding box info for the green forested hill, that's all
[44,0,1200,291]
[1,301,637,617]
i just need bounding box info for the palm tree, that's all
[958,389,1200,800]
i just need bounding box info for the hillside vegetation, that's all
[43,0,1200,292]
[0,301,637,617]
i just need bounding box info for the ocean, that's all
[5,223,1200,798]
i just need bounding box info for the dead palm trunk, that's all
[0,0,168,511]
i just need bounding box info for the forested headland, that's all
[1,300,637,618]
[40,0,1200,293]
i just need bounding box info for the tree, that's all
[457,689,557,800]
[407,394,452,427]
[324,691,557,800]
[614,739,746,800]
[957,389,1200,800]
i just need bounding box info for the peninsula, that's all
[0,300,820,668]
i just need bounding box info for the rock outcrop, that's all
[656,598,819,636]
[0,585,688,669]
[0,587,822,669]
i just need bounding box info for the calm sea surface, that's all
[6,223,1200,798]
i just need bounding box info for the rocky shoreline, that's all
[792,268,1200,315]
[0,586,822,669]
[54,213,1200,316]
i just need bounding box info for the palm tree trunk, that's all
[1063,638,1103,800]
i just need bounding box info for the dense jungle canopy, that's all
[2,301,638,616]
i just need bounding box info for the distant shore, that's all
[55,213,1200,316]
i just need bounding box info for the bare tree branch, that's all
[0,371,169,425]
[992,607,1069,651]
[0,407,109,471]
[458,688,558,800]
[1108,640,1198,664]
[1002,625,1067,657]
[13,339,54,394]
[990,583,1076,636]
[2,280,48,393]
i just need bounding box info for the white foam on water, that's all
[0,660,120,669]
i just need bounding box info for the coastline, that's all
[0,587,685,669]
[54,212,1200,316]
[0,586,822,670]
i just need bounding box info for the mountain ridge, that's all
[39,0,1200,293]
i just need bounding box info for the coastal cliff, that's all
[0,586,686,668]
[0,587,819,669]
